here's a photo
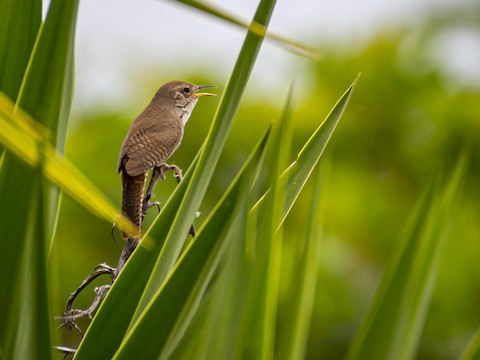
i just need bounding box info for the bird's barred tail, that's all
[117,170,146,276]
[121,169,146,239]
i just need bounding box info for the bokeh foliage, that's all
[0,0,479,359]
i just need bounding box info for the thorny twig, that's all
[58,263,115,335]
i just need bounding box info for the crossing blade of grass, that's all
[0,0,40,352]
[277,162,327,360]
[134,0,277,321]
[112,145,260,359]
[0,98,137,239]
[0,0,79,358]
[74,130,269,359]
[170,0,321,60]
[346,154,468,360]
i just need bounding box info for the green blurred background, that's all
[51,0,480,358]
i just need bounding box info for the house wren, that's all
[116,80,215,273]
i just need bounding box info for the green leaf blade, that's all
[0,0,41,347]
[0,0,40,100]
[250,85,295,358]
[17,0,78,151]
[283,74,359,219]
[277,162,326,360]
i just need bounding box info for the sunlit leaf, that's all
[0,96,136,236]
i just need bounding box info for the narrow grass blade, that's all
[281,74,359,221]
[16,0,79,244]
[346,154,468,360]
[251,74,359,229]
[193,181,251,360]
[17,0,78,150]
[170,0,321,60]
[235,85,294,359]
[0,130,39,358]
[8,175,53,360]
[74,130,269,359]
[0,0,40,349]
[459,328,480,360]
[135,0,278,320]
[254,86,295,357]
[0,0,40,100]
[277,161,327,360]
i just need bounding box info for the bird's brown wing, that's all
[120,126,183,177]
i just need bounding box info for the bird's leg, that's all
[143,163,197,237]
[159,164,197,237]
[58,263,115,334]
[142,166,162,216]
[142,164,182,217]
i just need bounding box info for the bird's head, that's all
[157,81,215,124]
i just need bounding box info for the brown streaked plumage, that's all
[116,80,214,274]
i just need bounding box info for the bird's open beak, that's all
[193,85,216,97]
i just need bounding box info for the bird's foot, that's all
[142,193,161,217]
[57,264,115,336]
[159,163,183,183]
[142,163,182,218]
[143,163,196,237]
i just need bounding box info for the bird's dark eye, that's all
[183,87,190,94]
